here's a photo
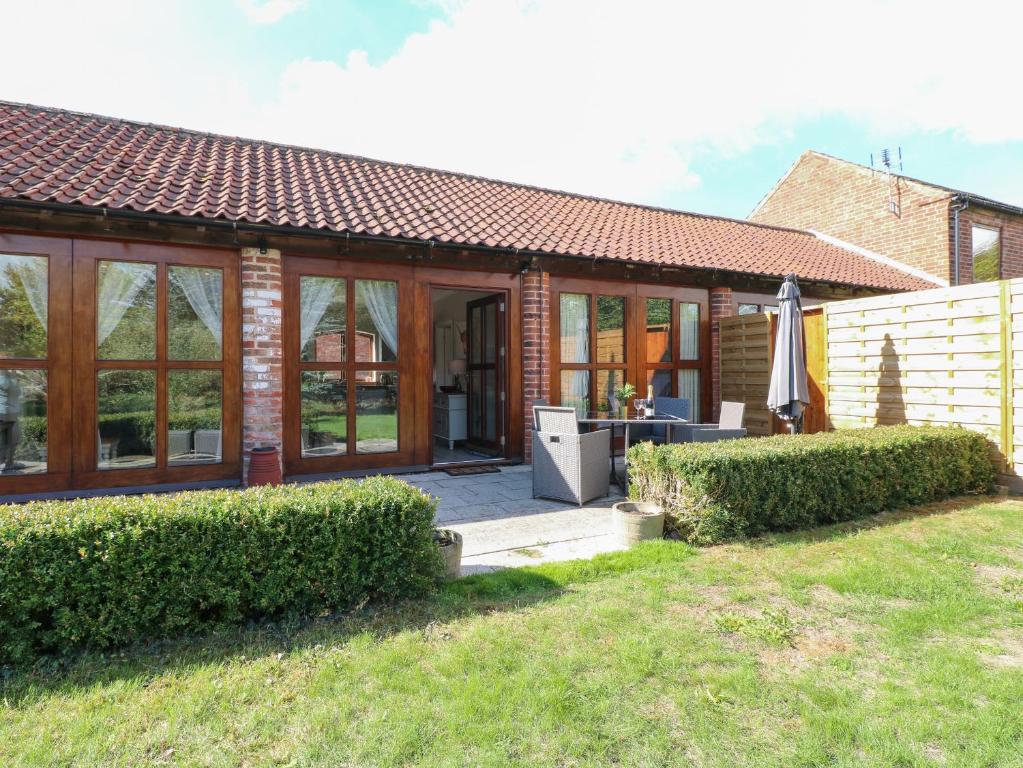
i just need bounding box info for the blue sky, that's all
[3,0,1021,219]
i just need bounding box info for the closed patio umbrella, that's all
[767,274,810,434]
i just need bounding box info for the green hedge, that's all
[0,478,441,663]
[627,425,996,545]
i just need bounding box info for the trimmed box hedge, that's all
[0,477,441,663]
[627,425,996,545]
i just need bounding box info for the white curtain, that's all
[170,267,222,344]
[359,280,398,359]
[97,261,155,346]
[0,255,48,329]
[559,294,590,404]
[679,302,699,360]
[300,277,342,351]
[679,370,700,422]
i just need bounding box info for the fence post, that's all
[999,279,1013,474]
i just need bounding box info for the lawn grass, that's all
[3,497,1023,766]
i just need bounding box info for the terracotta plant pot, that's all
[247,445,282,487]
[611,501,665,546]
[434,528,463,579]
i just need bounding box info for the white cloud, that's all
[0,0,1020,207]
[235,0,306,25]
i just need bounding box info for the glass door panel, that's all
[466,293,504,454]
[0,369,47,475]
[284,258,410,475]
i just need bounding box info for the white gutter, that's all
[808,230,948,288]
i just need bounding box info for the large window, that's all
[643,297,702,422]
[972,225,1000,283]
[0,235,239,495]
[557,291,627,413]
[72,241,240,486]
[0,253,50,476]
[552,280,708,421]
[296,274,400,459]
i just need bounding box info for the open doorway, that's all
[431,287,507,466]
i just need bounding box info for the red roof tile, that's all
[0,101,931,291]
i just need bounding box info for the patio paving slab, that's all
[399,465,626,572]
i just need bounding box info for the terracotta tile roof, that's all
[0,101,931,291]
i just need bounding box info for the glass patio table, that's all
[575,412,688,494]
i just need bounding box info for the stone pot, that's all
[611,501,665,546]
[434,528,463,579]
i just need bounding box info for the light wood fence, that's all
[719,279,1023,485]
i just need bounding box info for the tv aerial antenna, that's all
[870,147,903,216]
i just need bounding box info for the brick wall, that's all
[953,207,1023,285]
[751,152,953,282]
[709,286,734,421]
[240,246,284,481]
[521,269,550,463]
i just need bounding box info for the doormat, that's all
[443,465,501,476]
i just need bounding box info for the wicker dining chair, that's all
[532,406,610,505]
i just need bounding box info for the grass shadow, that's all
[0,541,694,705]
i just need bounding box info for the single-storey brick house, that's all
[751,150,1023,287]
[0,102,935,497]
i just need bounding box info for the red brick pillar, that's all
[522,268,550,463]
[709,286,734,422]
[240,247,284,482]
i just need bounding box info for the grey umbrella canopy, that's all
[767,274,810,433]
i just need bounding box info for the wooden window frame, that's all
[550,277,710,419]
[0,233,73,495]
[551,280,636,414]
[70,240,241,490]
[283,255,415,475]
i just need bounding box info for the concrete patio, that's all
[398,465,627,573]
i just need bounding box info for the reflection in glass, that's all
[646,298,672,363]
[97,369,156,469]
[469,369,481,438]
[356,371,398,453]
[97,261,156,360]
[300,276,346,362]
[355,280,398,362]
[168,266,223,360]
[484,368,496,441]
[0,254,47,359]
[560,293,589,364]
[596,295,625,363]
[678,370,700,422]
[737,303,760,316]
[469,305,482,365]
[560,370,589,413]
[972,225,1000,282]
[301,371,347,457]
[679,303,699,360]
[647,369,672,399]
[0,369,47,474]
[484,302,496,364]
[595,369,624,413]
[168,370,223,465]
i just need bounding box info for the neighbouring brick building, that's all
[750,150,1023,286]
[0,102,935,498]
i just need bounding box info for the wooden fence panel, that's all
[822,278,1023,485]
[719,313,774,436]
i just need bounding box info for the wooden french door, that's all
[465,293,505,455]
[283,256,415,475]
[549,277,710,421]
[0,233,241,496]
[70,241,241,489]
